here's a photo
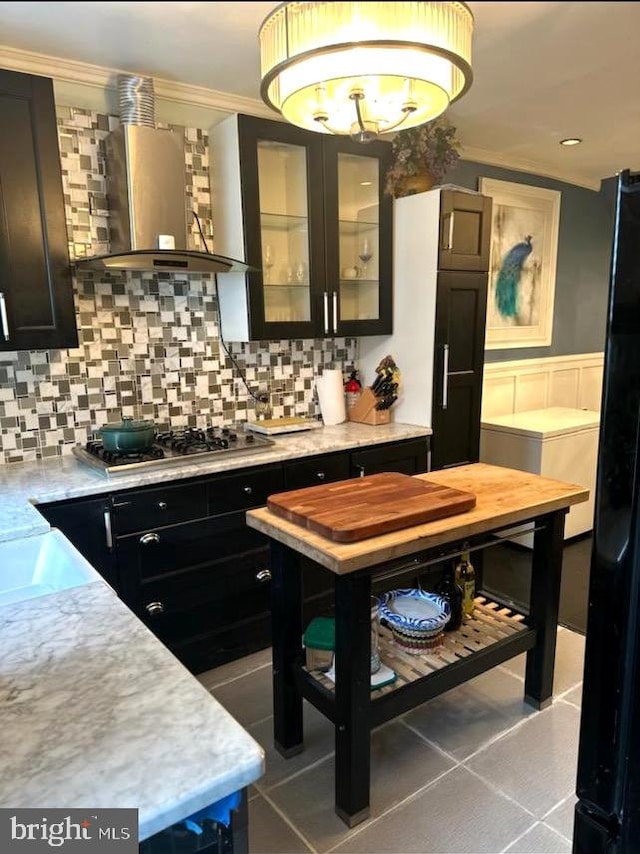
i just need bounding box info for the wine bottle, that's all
[457,549,476,617]
[436,562,463,632]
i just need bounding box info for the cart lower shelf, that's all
[308,597,529,700]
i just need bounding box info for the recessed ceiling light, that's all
[560,138,583,146]
[360,181,373,186]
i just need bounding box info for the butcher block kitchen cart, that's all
[246,463,589,827]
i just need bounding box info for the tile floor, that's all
[198,628,584,854]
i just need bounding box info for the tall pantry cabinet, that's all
[359,188,492,470]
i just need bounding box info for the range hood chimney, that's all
[75,75,251,275]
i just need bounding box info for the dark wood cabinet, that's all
[213,114,392,340]
[38,495,117,587]
[351,437,428,477]
[431,271,488,470]
[37,439,428,673]
[438,190,492,273]
[0,69,76,350]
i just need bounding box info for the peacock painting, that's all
[495,235,533,319]
[481,177,561,348]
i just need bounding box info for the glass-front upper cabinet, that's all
[257,140,311,326]
[212,115,391,341]
[324,137,393,337]
[237,117,325,340]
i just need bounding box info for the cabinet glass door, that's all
[257,140,311,325]
[337,153,381,323]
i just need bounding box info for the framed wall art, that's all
[480,178,561,349]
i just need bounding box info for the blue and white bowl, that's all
[377,589,451,635]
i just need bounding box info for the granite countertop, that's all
[0,422,430,543]
[0,578,265,840]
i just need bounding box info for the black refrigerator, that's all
[574,169,640,852]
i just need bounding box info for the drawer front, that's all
[208,465,283,514]
[116,513,267,582]
[136,547,273,638]
[283,452,350,490]
[112,481,208,535]
[350,438,429,477]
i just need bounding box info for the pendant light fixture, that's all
[259,1,474,142]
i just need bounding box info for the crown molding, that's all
[461,145,602,192]
[0,43,276,119]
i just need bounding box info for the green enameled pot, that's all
[99,416,156,452]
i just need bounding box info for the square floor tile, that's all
[249,795,313,854]
[499,629,585,695]
[211,664,273,727]
[544,797,576,841]
[267,720,455,852]
[251,700,335,791]
[467,702,580,817]
[505,822,570,853]
[404,668,534,760]
[333,766,532,853]
[197,648,272,691]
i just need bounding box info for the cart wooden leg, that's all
[334,572,372,827]
[271,541,304,758]
[525,510,566,709]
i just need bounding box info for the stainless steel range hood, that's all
[75,76,251,275]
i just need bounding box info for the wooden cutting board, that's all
[267,473,476,543]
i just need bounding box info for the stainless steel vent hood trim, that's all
[75,250,254,274]
[76,74,252,276]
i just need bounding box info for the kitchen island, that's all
[0,574,264,844]
[247,463,588,827]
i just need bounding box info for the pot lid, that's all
[100,416,155,433]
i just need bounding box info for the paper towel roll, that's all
[316,370,346,425]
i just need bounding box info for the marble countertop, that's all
[0,422,430,544]
[0,578,265,840]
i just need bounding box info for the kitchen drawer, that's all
[350,438,428,477]
[207,464,283,514]
[136,547,272,636]
[283,452,350,490]
[116,512,267,583]
[111,480,208,535]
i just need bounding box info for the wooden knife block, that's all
[347,388,391,425]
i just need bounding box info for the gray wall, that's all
[446,160,616,363]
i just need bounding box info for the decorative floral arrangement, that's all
[384,118,461,197]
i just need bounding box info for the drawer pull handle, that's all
[243,486,253,495]
[112,500,132,509]
[140,532,160,546]
[316,471,325,480]
[256,569,272,583]
[145,601,164,616]
[158,501,168,510]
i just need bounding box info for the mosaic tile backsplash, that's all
[0,107,356,464]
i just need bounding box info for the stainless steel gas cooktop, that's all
[73,424,275,478]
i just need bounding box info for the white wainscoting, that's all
[482,353,604,418]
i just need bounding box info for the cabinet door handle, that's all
[442,343,449,410]
[243,486,253,495]
[140,532,160,546]
[145,601,164,616]
[0,292,9,341]
[112,500,131,509]
[323,292,329,334]
[157,501,167,510]
[443,212,455,250]
[332,291,338,334]
[256,569,272,583]
[103,508,113,550]
[355,464,365,478]
[316,471,326,480]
